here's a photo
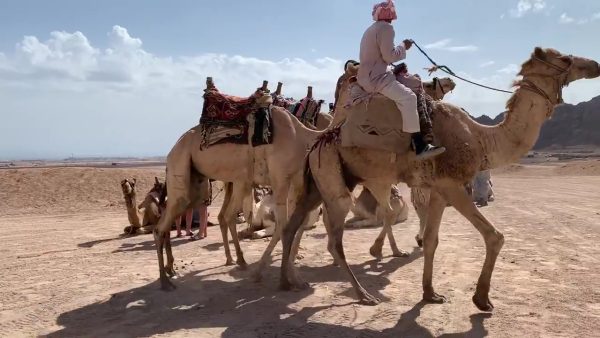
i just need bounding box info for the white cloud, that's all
[480,61,496,68]
[510,0,547,18]
[593,12,600,20]
[559,13,575,24]
[424,39,479,52]
[0,26,344,159]
[497,64,520,74]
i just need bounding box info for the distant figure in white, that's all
[472,170,494,207]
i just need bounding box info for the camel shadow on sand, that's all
[46,245,490,337]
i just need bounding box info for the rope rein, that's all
[410,40,514,94]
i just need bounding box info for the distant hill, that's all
[472,95,600,150]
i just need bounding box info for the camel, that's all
[208,83,331,262]
[152,79,327,290]
[279,47,600,311]
[121,177,165,234]
[238,188,322,240]
[349,76,456,229]
[345,185,408,229]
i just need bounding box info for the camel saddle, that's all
[340,83,411,153]
[272,94,324,127]
[200,87,274,149]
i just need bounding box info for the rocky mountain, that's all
[473,95,600,149]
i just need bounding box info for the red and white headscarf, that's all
[372,0,397,21]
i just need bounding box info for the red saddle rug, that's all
[199,87,273,149]
[201,88,258,122]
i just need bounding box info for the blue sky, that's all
[1,0,599,159]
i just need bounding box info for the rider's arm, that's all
[379,24,406,64]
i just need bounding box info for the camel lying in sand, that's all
[121,177,164,234]
[238,188,322,239]
[279,48,599,311]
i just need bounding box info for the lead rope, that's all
[409,39,514,94]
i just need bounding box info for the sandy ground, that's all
[1,161,600,337]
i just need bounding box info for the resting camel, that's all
[345,185,408,229]
[152,79,327,290]
[279,48,600,311]
[121,177,164,234]
[238,188,322,240]
[349,76,456,229]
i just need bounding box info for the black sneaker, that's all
[412,134,446,160]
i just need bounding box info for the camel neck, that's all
[482,75,558,169]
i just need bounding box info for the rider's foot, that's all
[412,133,445,160]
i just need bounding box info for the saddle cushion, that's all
[199,87,273,149]
[340,83,411,154]
[201,88,257,122]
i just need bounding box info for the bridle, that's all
[519,55,573,111]
[432,77,446,98]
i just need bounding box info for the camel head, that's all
[519,47,600,85]
[423,77,456,100]
[150,177,165,195]
[120,178,136,197]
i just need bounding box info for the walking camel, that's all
[278,47,600,311]
[152,79,327,290]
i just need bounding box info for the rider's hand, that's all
[403,39,413,50]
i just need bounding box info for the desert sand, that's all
[1,160,600,337]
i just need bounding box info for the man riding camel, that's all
[358,0,445,159]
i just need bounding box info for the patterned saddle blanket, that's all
[272,93,324,127]
[340,82,411,154]
[200,87,274,149]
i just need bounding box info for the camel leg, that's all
[252,181,289,282]
[366,182,408,258]
[411,187,431,248]
[154,192,188,290]
[322,208,339,266]
[280,180,323,289]
[228,183,249,268]
[218,183,235,266]
[441,185,505,312]
[306,151,378,305]
[421,190,447,304]
[328,199,380,305]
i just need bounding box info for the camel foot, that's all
[358,291,381,306]
[415,235,423,248]
[237,258,248,270]
[392,249,410,258]
[369,244,384,259]
[290,280,310,291]
[423,291,447,304]
[165,266,176,277]
[279,278,292,291]
[251,270,263,283]
[472,294,494,312]
[225,258,235,266]
[160,276,176,291]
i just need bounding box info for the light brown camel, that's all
[152,79,326,290]
[208,84,331,266]
[349,77,456,230]
[120,179,142,232]
[121,177,165,234]
[279,48,599,311]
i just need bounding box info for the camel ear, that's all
[154,177,159,184]
[534,47,546,60]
